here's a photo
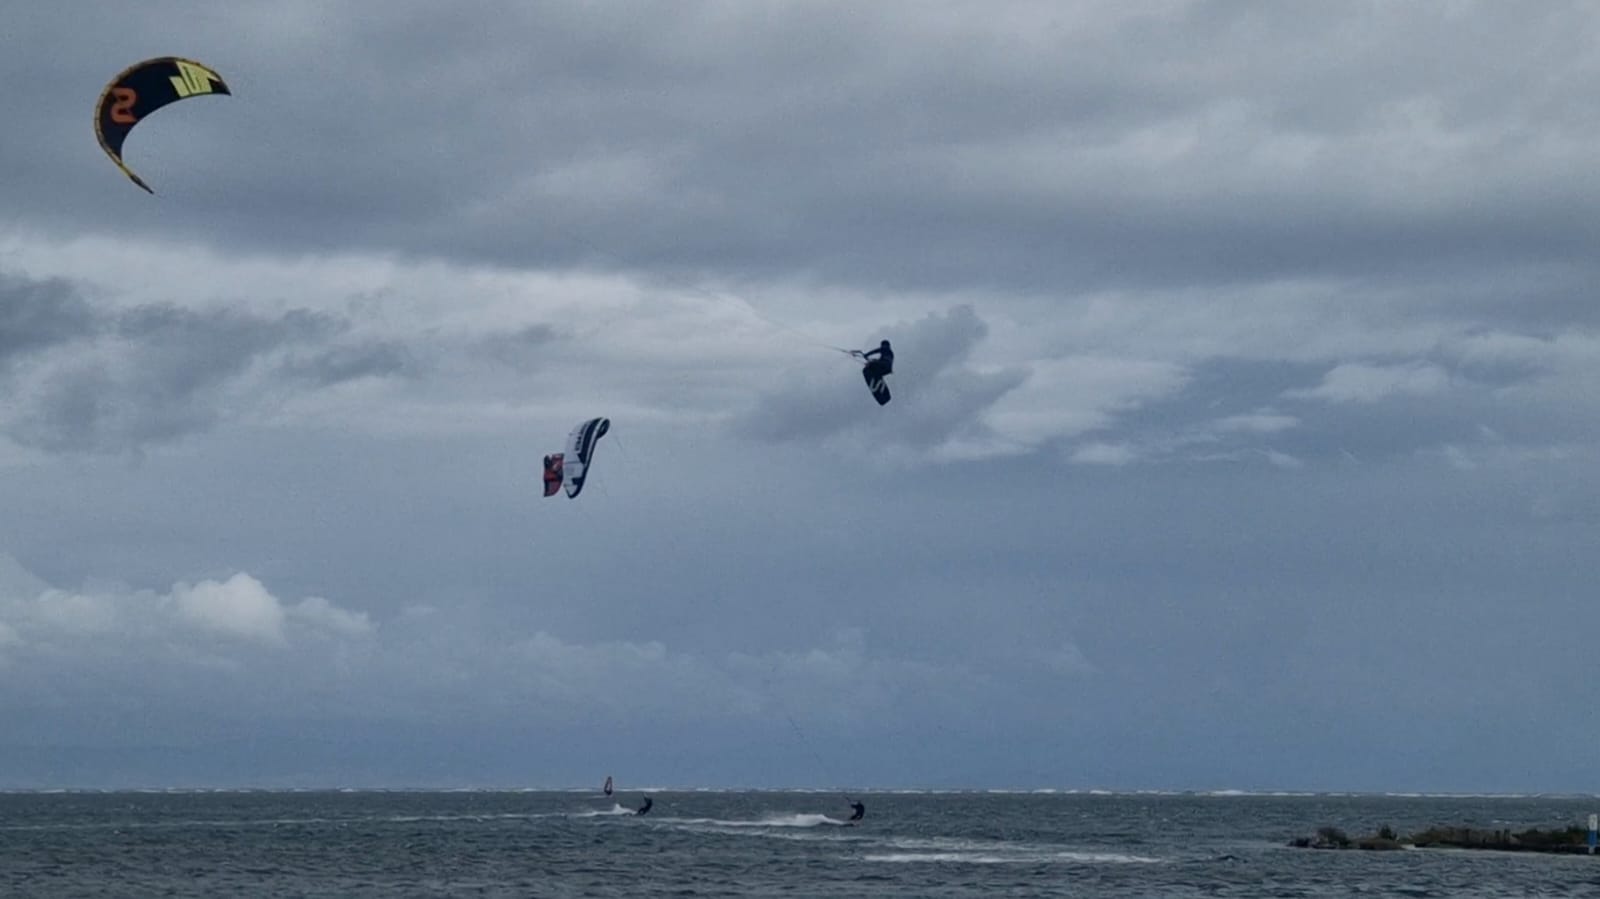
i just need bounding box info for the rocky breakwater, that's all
[1290,823,1594,854]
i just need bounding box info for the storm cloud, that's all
[0,271,417,452]
[1,1,1597,791]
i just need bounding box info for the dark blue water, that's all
[2,791,1598,896]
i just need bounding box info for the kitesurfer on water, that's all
[859,340,894,380]
[848,800,865,822]
[635,797,653,816]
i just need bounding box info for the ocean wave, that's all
[863,850,1163,865]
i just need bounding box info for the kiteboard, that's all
[863,368,891,405]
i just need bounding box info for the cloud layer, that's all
[1,1,1598,790]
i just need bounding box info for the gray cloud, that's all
[1287,362,1452,404]
[0,552,1001,787]
[478,323,564,370]
[7,2,1600,298]
[279,340,418,387]
[0,273,96,363]
[0,272,416,452]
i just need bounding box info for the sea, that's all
[2,790,1598,897]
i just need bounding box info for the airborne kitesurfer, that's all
[859,340,894,380]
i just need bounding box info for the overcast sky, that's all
[2,0,1598,792]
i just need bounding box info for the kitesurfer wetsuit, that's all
[848,801,865,822]
[861,341,894,380]
[635,797,653,816]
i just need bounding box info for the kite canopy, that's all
[563,418,610,499]
[541,418,610,499]
[94,56,230,193]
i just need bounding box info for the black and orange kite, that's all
[94,57,230,193]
